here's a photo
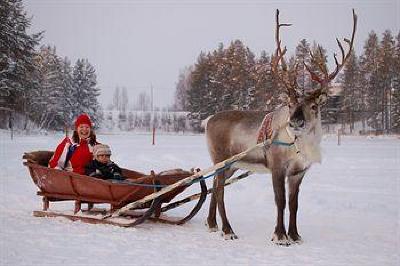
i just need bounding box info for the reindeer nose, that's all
[289,119,305,129]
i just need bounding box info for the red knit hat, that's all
[74,114,93,129]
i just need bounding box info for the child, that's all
[85,144,124,180]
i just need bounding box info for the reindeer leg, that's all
[271,170,289,245]
[206,177,219,232]
[216,171,237,240]
[288,172,305,244]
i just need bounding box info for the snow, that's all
[0,131,399,266]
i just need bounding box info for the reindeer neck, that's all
[292,122,323,164]
[276,126,295,144]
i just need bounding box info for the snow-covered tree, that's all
[249,51,278,110]
[295,39,312,94]
[309,42,328,91]
[391,32,400,133]
[360,31,381,132]
[339,49,363,133]
[222,40,255,110]
[121,87,128,114]
[59,57,75,124]
[112,87,120,111]
[22,46,61,129]
[187,52,213,131]
[134,91,151,111]
[111,86,129,113]
[377,30,396,133]
[71,58,101,127]
[174,66,193,111]
[0,0,42,127]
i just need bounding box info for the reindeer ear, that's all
[317,93,327,105]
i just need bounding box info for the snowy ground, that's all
[0,131,399,266]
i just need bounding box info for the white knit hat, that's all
[93,144,112,157]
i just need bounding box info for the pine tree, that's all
[31,45,65,129]
[174,66,193,111]
[378,30,395,133]
[135,91,151,111]
[339,49,362,133]
[360,31,380,132]
[309,42,328,91]
[390,31,400,133]
[250,51,279,111]
[113,86,120,111]
[121,87,128,114]
[250,51,268,110]
[244,46,256,109]
[58,57,74,125]
[223,40,254,110]
[0,0,42,127]
[187,52,213,131]
[295,39,312,94]
[209,43,227,113]
[71,58,101,127]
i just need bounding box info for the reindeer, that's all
[203,9,357,245]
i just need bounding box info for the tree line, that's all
[175,32,400,134]
[104,87,191,132]
[340,31,400,134]
[0,0,101,131]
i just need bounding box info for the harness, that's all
[257,112,274,143]
[256,111,300,159]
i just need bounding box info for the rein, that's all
[112,113,299,189]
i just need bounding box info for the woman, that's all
[48,114,98,175]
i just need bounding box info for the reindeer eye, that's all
[311,105,318,111]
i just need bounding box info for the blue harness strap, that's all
[272,140,295,146]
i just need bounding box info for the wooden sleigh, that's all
[23,151,207,227]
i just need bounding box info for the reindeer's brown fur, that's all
[204,104,323,244]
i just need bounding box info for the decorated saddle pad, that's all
[256,106,290,144]
[257,112,274,144]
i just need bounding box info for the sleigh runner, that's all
[23,151,208,227]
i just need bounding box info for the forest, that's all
[1,0,399,134]
[175,34,400,134]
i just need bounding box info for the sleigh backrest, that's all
[22,151,54,167]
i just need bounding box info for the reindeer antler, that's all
[305,9,358,87]
[271,9,300,104]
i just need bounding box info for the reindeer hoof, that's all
[288,234,303,244]
[208,226,219,233]
[222,232,238,240]
[271,233,291,246]
[205,221,218,232]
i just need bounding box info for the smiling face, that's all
[77,124,91,140]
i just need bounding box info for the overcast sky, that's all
[24,0,399,108]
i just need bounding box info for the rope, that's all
[114,139,294,189]
[115,161,237,188]
[113,180,167,188]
